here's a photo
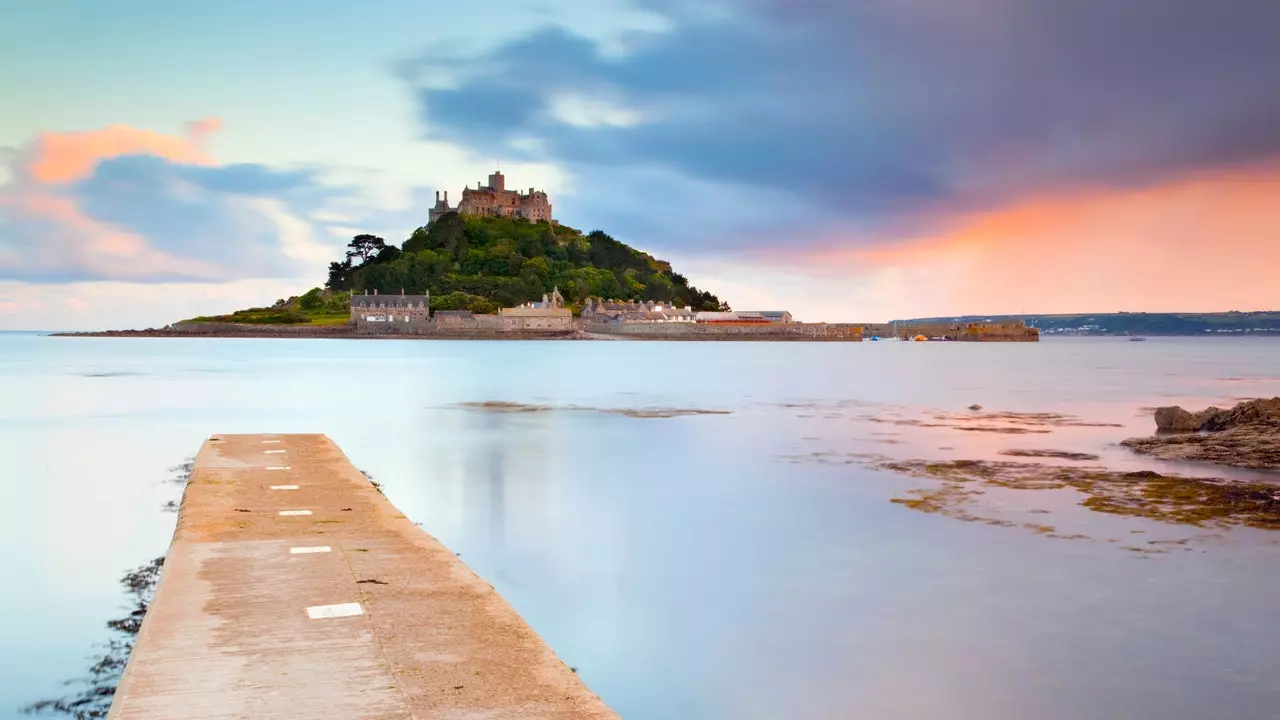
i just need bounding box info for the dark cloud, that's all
[406,0,1280,245]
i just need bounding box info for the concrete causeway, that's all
[109,434,617,719]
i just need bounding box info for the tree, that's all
[425,212,465,256]
[401,226,431,254]
[374,245,402,264]
[346,234,387,265]
[326,259,353,290]
[298,287,325,310]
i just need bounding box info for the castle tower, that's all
[487,170,505,193]
[428,189,453,224]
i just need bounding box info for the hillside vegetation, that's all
[188,213,726,324]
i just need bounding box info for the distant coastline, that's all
[907,311,1280,336]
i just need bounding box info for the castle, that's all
[428,171,554,224]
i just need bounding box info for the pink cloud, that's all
[24,117,221,184]
[783,160,1280,315]
[0,120,236,281]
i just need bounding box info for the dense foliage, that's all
[326,213,726,313]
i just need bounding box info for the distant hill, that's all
[189,213,727,324]
[899,312,1280,336]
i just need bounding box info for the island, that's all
[57,171,1038,342]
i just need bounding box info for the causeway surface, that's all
[109,434,617,719]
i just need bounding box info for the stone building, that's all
[499,287,573,331]
[582,298,695,324]
[433,310,478,330]
[350,290,430,329]
[428,171,553,224]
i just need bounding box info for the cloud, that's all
[405,0,1280,250]
[0,121,350,284]
[756,161,1280,318]
[23,119,219,184]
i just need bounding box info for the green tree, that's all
[298,287,325,310]
[346,234,387,265]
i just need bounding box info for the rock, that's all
[1125,397,1280,469]
[1153,405,1213,431]
[1200,397,1280,431]
[968,404,983,411]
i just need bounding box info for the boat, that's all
[1129,336,1147,342]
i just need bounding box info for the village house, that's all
[433,309,478,330]
[428,171,554,224]
[499,287,573,332]
[581,298,696,324]
[350,290,430,328]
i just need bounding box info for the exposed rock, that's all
[1154,406,1215,431]
[1125,397,1280,469]
[881,459,1280,530]
[456,402,731,419]
[999,449,1101,461]
[1201,397,1280,431]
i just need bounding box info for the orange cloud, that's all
[25,117,221,184]
[805,162,1280,315]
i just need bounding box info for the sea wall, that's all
[585,322,864,341]
[893,321,1040,342]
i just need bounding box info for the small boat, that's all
[913,334,928,342]
[1129,336,1147,342]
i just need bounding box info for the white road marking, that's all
[262,440,282,444]
[269,485,299,490]
[264,450,286,454]
[278,510,312,516]
[266,466,291,471]
[306,602,363,619]
[290,546,331,554]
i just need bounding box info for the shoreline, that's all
[49,326,872,342]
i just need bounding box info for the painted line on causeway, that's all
[306,602,363,619]
[264,449,286,454]
[109,434,620,719]
[290,546,331,554]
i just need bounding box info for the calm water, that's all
[3,333,1279,719]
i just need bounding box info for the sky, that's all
[1,0,1278,329]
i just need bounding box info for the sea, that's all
[2,331,1278,719]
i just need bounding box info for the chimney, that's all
[435,190,440,203]
[444,190,448,203]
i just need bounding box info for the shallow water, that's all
[2,333,1279,719]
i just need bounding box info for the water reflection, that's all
[8,335,1280,720]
